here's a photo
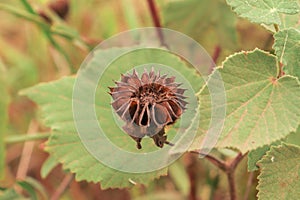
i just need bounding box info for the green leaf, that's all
[273,28,300,80]
[21,47,203,188]
[262,13,300,32]
[0,73,8,179]
[163,0,238,54]
[22,76,167,189]
[0,188,27,200]
[17,177,48,200]
[285,125,300,146]
[248,126,300,171]
[226,0,300,25]
[0,3,47,28]
[17,182,37,200]
[40,156,59,178]
[247,140,281,171]
[280,14,300,30]
[168,161,190,197]
[191,49,300,153]
[257,143,300,199]
[1,177,49,200]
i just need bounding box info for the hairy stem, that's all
[226,153,245,200]
[212,46,221,63]
[5,133,51,144]
[227,170,236,200]
[277,61,285,78]
[17,0,72,68]
[190,151,226,171]
[186,154,200,200]
[146,0,167,47]
[20,0,35,14]
[190,151,245,200]
[50,174,74,200]
[210,45,221,73]
[16,120,39,180]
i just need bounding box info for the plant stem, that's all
[190,151,245,200]
[16,120,39,180]
[186,154,200,200]
[227,170,236,200]
[277,61,284,78]
[226,153,245,200]
[11,0,72,69]
[210,45,221,73]
[0,3,47,28]
[5,133,51,144]
[147,0,161,28]
[229,152,244,169]
[20,0,35,14]
[50,174,74,200]
[146,0,167,47]
[212,46,221,62]
[243,172,254,200]
[190,151,226,171]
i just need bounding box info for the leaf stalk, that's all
[190,151,246,200]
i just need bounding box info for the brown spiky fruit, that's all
[109,69,187,149]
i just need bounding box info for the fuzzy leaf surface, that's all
[257,143,300,199]
[191,49,300,153]
[226,0,300,25]
[274,28,300,79]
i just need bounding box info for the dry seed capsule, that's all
[109,69,187,149]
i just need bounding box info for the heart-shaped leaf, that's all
[191,49,300,153]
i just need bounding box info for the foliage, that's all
[20,48,203,188]
[1,0,300,199]
[273,28,300,79]
[257,143,300,199]
[191,49,300,154]
[226,0,300,25]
